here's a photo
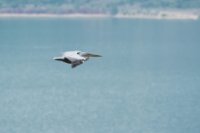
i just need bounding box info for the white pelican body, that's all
[53,50,101,68]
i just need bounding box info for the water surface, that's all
[0,18,200,133]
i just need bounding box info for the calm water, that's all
[0,18,200,133]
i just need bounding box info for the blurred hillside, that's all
[0,0,200,14]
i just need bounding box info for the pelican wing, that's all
[71,60,84,68]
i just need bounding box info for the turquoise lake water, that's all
[0,18,200,133]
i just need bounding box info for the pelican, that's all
[53,50,102,68]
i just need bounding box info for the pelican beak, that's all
[87,53,102,57]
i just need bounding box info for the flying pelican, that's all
[53,50,102,68]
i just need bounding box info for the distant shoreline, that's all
[0,13,109,18]
[0,12,199,20]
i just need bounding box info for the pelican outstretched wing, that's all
[71,60,84,68]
